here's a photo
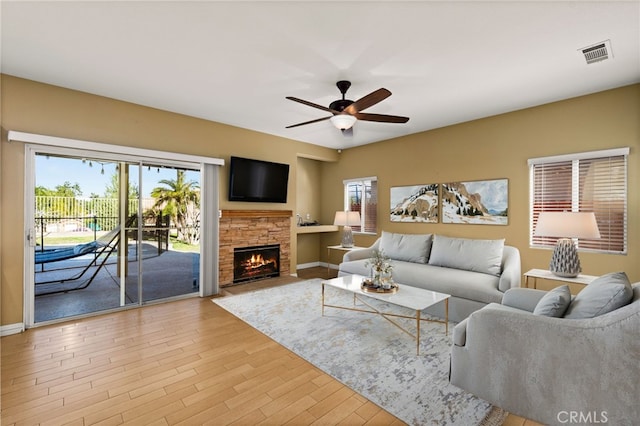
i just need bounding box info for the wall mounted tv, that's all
[228,156,290,203]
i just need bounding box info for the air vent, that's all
[580,40,612,64]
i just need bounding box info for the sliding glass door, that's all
[31,150,201,324]
[125,163,201,305]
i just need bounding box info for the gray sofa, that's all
[450,273,640,425]
[338,232,521,323]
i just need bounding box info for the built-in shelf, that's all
[296,225,339,234]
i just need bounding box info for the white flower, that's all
[365,249,393,274]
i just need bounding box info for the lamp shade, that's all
[534,212,600,239]
[334,211,361,226]
[330,114,356,130]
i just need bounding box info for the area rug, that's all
[213,279,506,425]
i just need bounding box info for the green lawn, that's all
[169,237,200,253]
[40,235,200,253]
[39,235,94,245]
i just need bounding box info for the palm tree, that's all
[151,171,200,244]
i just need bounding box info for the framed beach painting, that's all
[390,184,439,223]
[441,179,508,225]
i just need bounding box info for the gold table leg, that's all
[416,310,421,355]
[445,299,449,335]
[322,288,450,356]
[327,248,330,275]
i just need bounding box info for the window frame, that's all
[343,176,377,235]
[528,147,629,255]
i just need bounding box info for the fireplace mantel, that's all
[221,210,292,218]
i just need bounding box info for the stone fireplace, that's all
[219,210,291,287]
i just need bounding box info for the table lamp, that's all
[534,212,600,277]
[334,211,361,248]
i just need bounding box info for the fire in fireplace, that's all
[233,244,280,283]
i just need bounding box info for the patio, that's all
[34,243,199,323]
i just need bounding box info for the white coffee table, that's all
[321,274,451,355]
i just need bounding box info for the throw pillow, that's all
[427,235,504,276]
[379,231,432,264]
[564,271,633,319]
[533,285,571,317]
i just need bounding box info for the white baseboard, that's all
[297,262,339,271]
[1,322,25,336]
[297,261,321,270]
[327,263,339,271]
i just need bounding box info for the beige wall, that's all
[296,157,323,226]
[295,157,325,265]
[319,84,640,289]
[0,75,338,326]
[2,75,638,326]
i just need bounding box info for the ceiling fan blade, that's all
[285,116,331,129]
[354,112,409,123]
[286,96,338,114]
[344,88,391,114]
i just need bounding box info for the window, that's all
[529,148,628,254]
[344,177,377,234]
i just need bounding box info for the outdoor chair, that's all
[35,216,135,295]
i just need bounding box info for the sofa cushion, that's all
[338,258,503,304]
[533,285,571,317]
[338,258,371,278]
[428,235,504,277]
[379,231,432,264]
[391,261,503,304]
[564,272,633,319]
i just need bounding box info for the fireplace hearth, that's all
[233,244,280,283]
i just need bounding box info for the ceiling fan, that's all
[286,81,409,134]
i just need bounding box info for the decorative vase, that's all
[372,268,382,287]
[366,249,393,288]
[381,271,393,289]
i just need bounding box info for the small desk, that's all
[524,268,598,289]
[296,225,339,234]
[327,245,365,274]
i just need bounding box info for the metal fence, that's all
[34,196,201,247]
[35,196,156,232]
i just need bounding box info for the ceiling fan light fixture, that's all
[286,81,408,130]
[330,114,356,130]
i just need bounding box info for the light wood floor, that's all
[1,267,540,425]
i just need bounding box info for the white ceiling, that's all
[2,1,639,150]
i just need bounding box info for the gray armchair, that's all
[450,283,640,425]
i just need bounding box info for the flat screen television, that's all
[228,156,290,203]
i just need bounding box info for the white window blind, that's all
[529,148,628,254]
[344,177,377,234]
